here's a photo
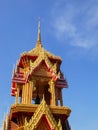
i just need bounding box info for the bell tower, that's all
[2,20,71,130]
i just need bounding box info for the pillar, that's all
[15,86,19,104]
[22,80,36,104]
[48,80,56,106]
[60,89,63,106]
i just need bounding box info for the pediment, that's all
[33,65,52,77]
[35,115,52,130]
[24,99,62,130]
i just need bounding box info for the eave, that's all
[10,103,71,120]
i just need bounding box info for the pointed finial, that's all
[58,119,62,129]
[38,17,41,42]
[36,17,42,47]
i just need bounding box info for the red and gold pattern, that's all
[2,20,71,130]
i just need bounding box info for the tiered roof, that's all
[11,20,68,96]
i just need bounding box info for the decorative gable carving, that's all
[33,65,52,77]
[21,99,62,130]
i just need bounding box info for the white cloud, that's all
[51,0,98,50]
[53,17,76,38]
[86,5,98,28]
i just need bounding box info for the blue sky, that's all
[0,0,98,129]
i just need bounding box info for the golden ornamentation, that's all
[57,71,61,78]
[18,99,63,130]
[8,20,71,130]
[57,119,62,130]
[21,43,62,62]
[29,49,53,73]
[48,80,57,106]
[52,62,57,74]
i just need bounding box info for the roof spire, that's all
[36,17,42,47]
[38,17,41,42]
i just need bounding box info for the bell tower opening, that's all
[44,84,51,105]
[32,79,51,105]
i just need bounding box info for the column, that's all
[29,81,33,104]
[48,80,56,106]
[55,88,58,106]
[22,83,30,104]
[22,84,25,104]
[22,80,36,104]
[60,89,63,106]
[15,86,19,104]
[31,80,36,104]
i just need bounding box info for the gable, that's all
[35,115,51,130]
[29,59,58,81]
[33,64,52,77]
[22,99,62,130]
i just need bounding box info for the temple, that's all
[2,20,71,130]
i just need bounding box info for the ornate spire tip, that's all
[37,17,41,42]
[36,17,42,47]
